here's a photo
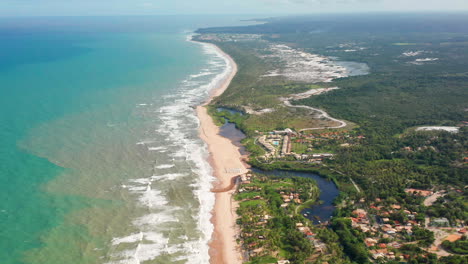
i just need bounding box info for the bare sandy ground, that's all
[196,43,247,264]
[423,191,446,206]
[416,126,459,133]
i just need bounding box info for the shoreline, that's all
[194,41,247,264]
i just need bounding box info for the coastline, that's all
[195,41,247,264]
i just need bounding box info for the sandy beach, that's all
[196,43,247,264]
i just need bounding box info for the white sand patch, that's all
[415,58,438,62]
[402,51,424,57]
[260,44,348,82]
[287,87,339,100]
[410,58,439,65]
[244,107,275,115]
[416,126,459,133]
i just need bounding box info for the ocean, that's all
[0,16,252,264]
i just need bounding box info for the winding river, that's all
[218,118,340,224]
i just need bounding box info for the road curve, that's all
[283,100,347,131]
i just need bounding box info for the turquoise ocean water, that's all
[0,16,251,264]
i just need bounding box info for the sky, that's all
[1,0,468,16]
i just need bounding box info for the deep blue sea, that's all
[0,16,253,264]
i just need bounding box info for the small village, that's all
[345,187,467,262]
[236,170,467,264]
[244,126,466,263]
[236,171,334,264]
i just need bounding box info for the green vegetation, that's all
[426,191,468,225]
[442,236,468,255]
[245,255,278,264]
[236,172,352,263]
[196,13,468,264]
[412,226,436,247]
[439,255,468,264]
[236,174,317,263]
[330,218,370,263]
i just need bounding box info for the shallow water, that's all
[218,121,248,155]
[0,16,254,264]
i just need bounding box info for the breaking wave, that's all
[105,39,232,263]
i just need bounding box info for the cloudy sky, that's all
[2,0,468,16]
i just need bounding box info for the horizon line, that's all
[1,10,468,18]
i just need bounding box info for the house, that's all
[353,209,367,216]
[273,128,295,135]
[404,188,433,197]
[372,253,385,259]
[370,250,388,260]
[389,241,402,248]
[365,238,378,247]
[431,217,450,227]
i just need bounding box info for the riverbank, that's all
[195,42,247,264]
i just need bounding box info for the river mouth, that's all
[218,120,340,224]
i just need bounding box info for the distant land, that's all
[194,13,468,264]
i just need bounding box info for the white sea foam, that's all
[151,173,186,181]
[155,164,175,169]
[132,211,177,227]
[111,233,143,246]
[126,186,147,192]
[138,188,168,208]
[108,35,232,264]
[106,36,231,264]
[147,146,166,151]
[135,140,156,145]
[190,71,214,78]
[129,178,151,185]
